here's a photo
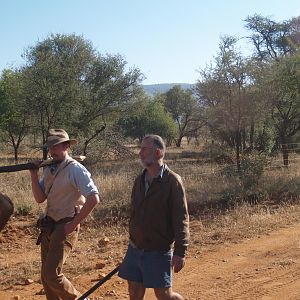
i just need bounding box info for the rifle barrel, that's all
[0,156,86,174]
[0,162,39,173]
[77,265,120,300]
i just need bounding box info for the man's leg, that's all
[128,280,146,300]
[141,250,184,300]
[119,244,146,299]
[154,287,184,300]
[41,223,80,300]
[41,228,60,300]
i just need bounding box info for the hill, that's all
[143,83,195,96]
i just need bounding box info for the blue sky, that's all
[0,0,299,84]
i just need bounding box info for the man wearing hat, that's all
[29,128,100,300]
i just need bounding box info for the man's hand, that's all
[28,161,47,204]
[64,221,79,235]
[29,168,39,176]
[64,193,100,235]
[172,255,185,273]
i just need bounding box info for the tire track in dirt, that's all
[171,222,300,299]
[2,221,300,299]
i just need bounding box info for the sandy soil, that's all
[1,216,300,300]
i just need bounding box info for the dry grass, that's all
[1,149,300,219]
[188,201,300,259]
[1,148,300,293]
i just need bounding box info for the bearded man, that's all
[118,134,189,300]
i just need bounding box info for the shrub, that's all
[239,154,267,190]
[15,203,32,216]
[266,175,300,203]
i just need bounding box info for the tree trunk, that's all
[14,146,18,163]
[281,143,289,167]
[175,135,183,147]
[235,131,241,172]
[42,129,48,160]
[43,147,48,160]
[242,128,246,153]
[249,121,255,151]
[83,125,106,156]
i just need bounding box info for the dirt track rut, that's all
[1,222,300,299]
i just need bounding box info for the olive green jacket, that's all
[129,166,189,257]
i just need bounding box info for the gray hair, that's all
[143,134,166,159]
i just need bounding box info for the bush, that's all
[15,203,32,216]
[266,176,300,203]
[202,143,234,164]
[239,154,267,190]
[216,154,268,206]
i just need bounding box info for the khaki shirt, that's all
[41,157,98,221]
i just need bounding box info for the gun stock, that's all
[0,156,86,173]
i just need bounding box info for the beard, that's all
[140,158,155,168]
[140,152,156,168]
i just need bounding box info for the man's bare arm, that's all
[29,169,47,203]
[64,193,100,234]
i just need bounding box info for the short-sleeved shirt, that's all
[39,157,99,221]
[40,161,98,197]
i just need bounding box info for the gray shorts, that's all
[118,243,173,288]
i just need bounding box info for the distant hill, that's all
[143,83,195,96]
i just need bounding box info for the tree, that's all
[244,14,299,61]
[265,54,300,165]
[0,69,31,162]
[164,85,203,147]
[119,94,178,142]
[196,36,255,171]
[245,14,300,165]
[244,58,274,151]
[21,33,143,158]
[73,54,143,156]
[22,33,97,158]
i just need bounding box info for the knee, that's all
[128,281,145,300]
[154,288,184,300]
[129,288,145,299]
[154,288,169,300]
[41,266,61,284]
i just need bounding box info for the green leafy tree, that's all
[164,85,203,147]
[196,36,255,171]
[23,33,97,158]
[0,69,31,161]
[265,54,300,165]
[74,54,143,156]
[244,14,299,60]
[245,14,300,165]
[119,95,178,142]
[20,33,143,158]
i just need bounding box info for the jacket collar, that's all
[142,164,170,182]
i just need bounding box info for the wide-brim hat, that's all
[45,129,77,148]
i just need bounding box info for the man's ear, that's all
[63,142,70,150]
[155,148,161,158]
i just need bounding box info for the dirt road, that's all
[179,222,300,300]
[1,219,300,299]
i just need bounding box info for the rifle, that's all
[0,156,86,173]
[77,265,120,300]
